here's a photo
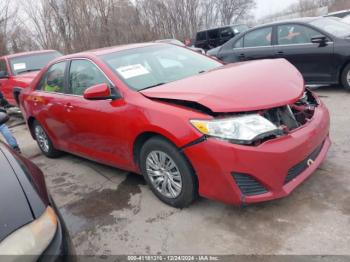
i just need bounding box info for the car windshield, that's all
[310,17,350,38]
[9,51,61,75]
[100,45,222,91]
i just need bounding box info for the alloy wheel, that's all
[35,125,50,153]
[145,151,182,198]
[347,70,350,85]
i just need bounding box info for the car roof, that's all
[54,42,163,60]
[2,50,58,59]
[254,17,320,29]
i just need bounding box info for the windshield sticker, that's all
[13,63,26,71]
[116,64,150,79]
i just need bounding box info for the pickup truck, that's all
[0,50,61,106]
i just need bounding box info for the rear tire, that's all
[341,63,350,91]
[32,121,62,158]
[140,137,197,208]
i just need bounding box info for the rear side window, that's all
[244,27,273,48]
[277,24,321,45]
[196,31,207,41]
[68,60,110,96]
[37,62,66,93]
[0,59,8,75]
[208,29,220,39]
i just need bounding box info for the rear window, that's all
[9,51,62,76]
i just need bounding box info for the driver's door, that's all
[62,59,129,168]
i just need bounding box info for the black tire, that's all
[32,121,63,158]
[341,63,350,91]
[140,137,197,208]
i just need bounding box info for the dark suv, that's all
[194,24,248,51]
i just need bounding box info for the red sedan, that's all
[0,50,61,105]
[20,43,330,208]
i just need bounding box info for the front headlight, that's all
[0,206,57,259]
[190,114,279,143]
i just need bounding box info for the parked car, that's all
[155,39,205,54]
[211,17,350,90]
[0,50,62,106]
[20,43,330,208]
[0,142,74,260]
[194,24,249,51]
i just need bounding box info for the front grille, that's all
[285,141,324,185]
[232,173,268,196]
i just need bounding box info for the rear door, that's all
[219,26,275,63]
[239,26,275,61]
[29,61,69,149]
[275,23,335,83]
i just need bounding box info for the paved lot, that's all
[5,86,350,255]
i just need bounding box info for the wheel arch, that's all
[132,131,199,195]
[339,59,350,84]
[27,116,37,139]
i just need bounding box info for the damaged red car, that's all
[20,43,330,208]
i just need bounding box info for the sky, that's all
[254,0,299,19]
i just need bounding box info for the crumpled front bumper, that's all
[183,101,331,206]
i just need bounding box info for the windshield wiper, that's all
[139,82,166,91]
[17,69,41,74]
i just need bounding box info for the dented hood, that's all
[141,59,304,113]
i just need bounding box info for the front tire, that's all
[341,63,350,91]
[33,121,62,158]
[140,137,197,208]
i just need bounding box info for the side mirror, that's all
[83,83,121,100]
[0,71,8,79]
[311,35,327,46]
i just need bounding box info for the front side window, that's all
[37,62,66,93]
[100,45,222,91]
[0,59,8,75]
[278,24,321,45]
[68,60,110,96]
[244,27,272,48]
[9,51,61,76]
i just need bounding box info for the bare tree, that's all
[217,0,255,25]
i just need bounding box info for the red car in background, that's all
[0,50,61,106]
[20,43,330,208]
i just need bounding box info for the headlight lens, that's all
[190,114,279,143]
[0,206,57,258]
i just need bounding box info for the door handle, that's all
[276,51,284,55]
[238,53,245,58]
